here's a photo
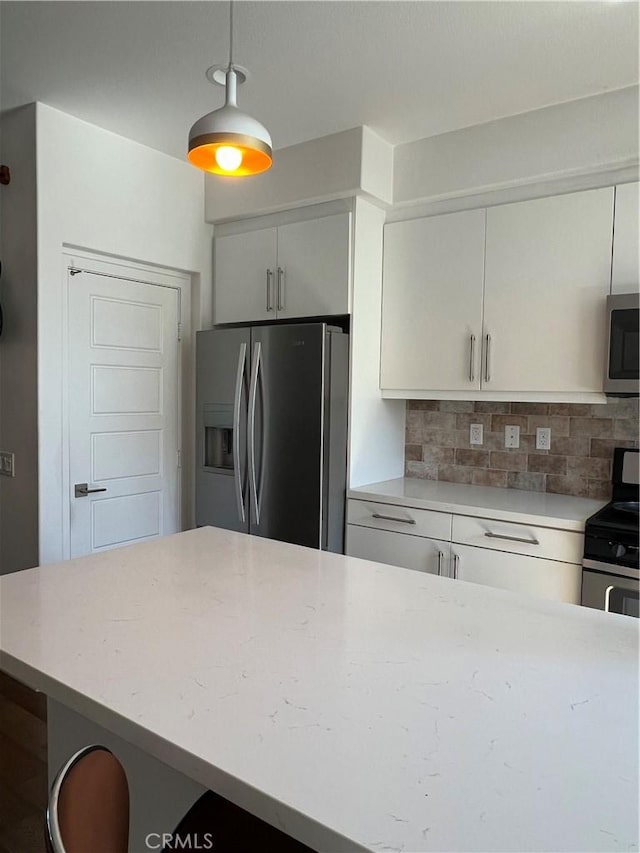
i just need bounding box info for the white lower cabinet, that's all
[346,524,449,576]
[346,498,583,604]
[451,543,582,604]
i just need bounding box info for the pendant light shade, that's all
[188,68,272,176]
[188,2,273,177]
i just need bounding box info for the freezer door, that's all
[248,324,327,548]
[196,328,250,532]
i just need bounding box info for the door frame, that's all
[61,248,192,560]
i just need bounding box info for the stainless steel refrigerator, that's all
[196,323,349,552]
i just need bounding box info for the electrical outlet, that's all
[469,424,483,445]
[504,425,520,449]
[0,451,15,477]
[536,427,551,451]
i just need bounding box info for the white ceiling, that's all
[1,1,638,160]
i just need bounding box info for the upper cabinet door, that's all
[612,182,639,295]
[275,213,351,320]
[214,227,277,325]
[380,209,485,391]
[483,188,614,394]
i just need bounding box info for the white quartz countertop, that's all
[348,478,605,530]
[1,527,637,852]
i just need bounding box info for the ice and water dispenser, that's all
[203,403,234,472]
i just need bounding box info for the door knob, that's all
[74,483,107,498]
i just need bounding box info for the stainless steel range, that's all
[582,447,639,617]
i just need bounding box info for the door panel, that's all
[214,228,277,324]
[91,296,162,350]
[483,188,614,393]
[92,430,161,481]
[92,365,162,414]
[381,209,485,391]
[69,272,180,558]
[92,492,162,549]
[249,324,325,548]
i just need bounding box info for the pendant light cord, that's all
[228,0,234,69]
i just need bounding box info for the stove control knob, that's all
[613,543,626,559]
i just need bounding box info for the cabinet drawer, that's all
[346,524,449,575]
[347,499,451,540]
[451,515,583,564]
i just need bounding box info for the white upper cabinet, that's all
[380,209,486,391]
[214,212,351,325]
[483,187,614,394]
[380,186,615,399]
[214,228,277,325]
[276,213,351,319]
[611,181,639,294]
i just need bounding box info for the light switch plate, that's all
[0,451,15,477]
[504,426,520,449]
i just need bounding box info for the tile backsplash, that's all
[405,399,639,499]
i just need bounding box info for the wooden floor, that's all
[0,672,48,853]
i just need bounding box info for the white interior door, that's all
[68,270,180,558]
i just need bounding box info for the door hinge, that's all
[69,268,82,276]
[177,449,182,468]
[177,322,182,341]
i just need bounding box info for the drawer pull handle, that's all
[371,512,416,525]
[484,531,539,546]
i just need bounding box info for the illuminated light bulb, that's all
[215,146,243,172]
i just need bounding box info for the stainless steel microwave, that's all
[605,292,639,396]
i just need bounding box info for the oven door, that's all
[582,560,639,618]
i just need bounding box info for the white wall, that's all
[393,86,639,206]
[348,197,404,487]
[205,127,367,223]
[36,103,213,566]
[0,105,39,574]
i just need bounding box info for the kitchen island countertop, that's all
[0,527,637,852]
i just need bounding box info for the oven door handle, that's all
[604,585,614,613]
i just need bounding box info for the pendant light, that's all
[188,1,272,177]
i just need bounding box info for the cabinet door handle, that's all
[277,267,285,311]
[266,269,273,311]
[484,531,539,546]
[484,333,491,383]
[437,550,444,576]
[452,553,459,580]
[371,512,416,525]
[469,334,476,382]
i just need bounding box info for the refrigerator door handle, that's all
[248,341,262,525]
[232,342,247,524]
